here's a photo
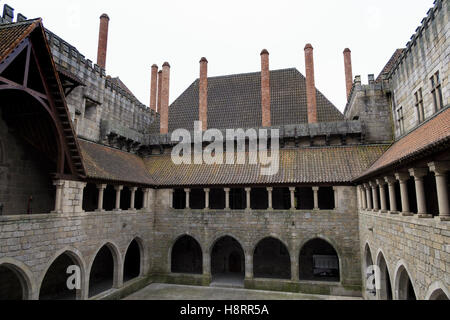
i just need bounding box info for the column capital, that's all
[369,181,378,188]
[53,180,65,187]
[363,183,370,189]
[204,188,210,192]
[245,187,252,192]
[395,172,410,182]
[289,187,296,192]
[428,161,450,175]
[332,186,339,191]
[266,187,273,192]
[114,185,124,191]
[384,176,396,184]
[184,188,191,193]
[224,188,230,192]
[312,186,319,192]
[408,168,428,179]
[376,178,386,186]
[97,184,107,190]
[130,187,138,192]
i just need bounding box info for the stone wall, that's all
[359,210,450,300]
[390,0,449,138]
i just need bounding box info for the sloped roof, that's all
[357,107,450,180]
[376,49,404,82]
[150,68,344,134]
[78,139,153,185]
[144,145,388,187]
[0,19,40,61]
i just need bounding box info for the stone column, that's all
[385,176,398,214]
[204,188,210,209]
[291,254,299,282]
[96,184,107,211]
[409,168,430,218]
[245,188,251,210]
[376,179,387,213]
[114,185,123,211]
[364,184,372,210]
[224,188,230,210]
[370,181,379,212]
[142,188,149,210]
[168,189,173,209]
[313,187,319,210]
[333,186,339,210]
[129,187,137,210]
[245,251,253,280]
[360,185,367,209]
[289,187,296,210]
[184,188,191,209]
[267,187,273,210]
[395,173,412,216]
[53,180,65,213]
[428,162,450,221]
[203,249,211,278]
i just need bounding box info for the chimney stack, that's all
[260,49,271,127]
[343,48,353,100]
[150,64,158,112]
[160,62,171,134]
[97,14,110,69]
[199,57,208,131]
[157,70,163,113]
[304,44,317,124]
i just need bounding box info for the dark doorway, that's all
[253,238,291,279]
[88,245,115,298]
[211,236,245,285]
[171,235,203,274]
[0,265,27,300]
[299,238,340,282]
[123,239,141,282]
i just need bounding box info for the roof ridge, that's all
[0,18,41,29]
[202,67,299,81]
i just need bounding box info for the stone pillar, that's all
[245,251,253,280]
[53,180,65,213]
[376,179,387,213]
[224,188,230,210]
[333,186,339,210]
[428,162,450,221]
[204,188,210,209]
[364,184,372,210]
[114,185,123,211]
[203,249,211,278]
[129,187,137,210]
[395,173,412,216]
[385,176,398,214]
[142,188,149,210]
[245,188,251,210]
[96,184,107,211]
[185,188,191,209]
[267,187,273,210]
[291,254,299,282]
[370,181,379,212]
[168,189,173,209]
[313,187,319,210]
[289,187,296,210]
[360,185,367,209]
[409,168,430,218]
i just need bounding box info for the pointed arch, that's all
[0,257,34,300]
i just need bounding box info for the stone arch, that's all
[393,261,417,300]
[375,249,393,300]
[210,235,245,284]
[0,257,34,300]
[38,248,86,300]
[425,281,450,300]
[299,236,341,282]
[87,241,122,298]
[253,237,291,280]
[123,237,145,282]
[363,243,376,298]
[170,234,203,275]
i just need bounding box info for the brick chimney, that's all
[150,64,158,112]
[343,48,353,100]
[97,14,110,69]
[260,49,271,127]
[199,57,208,131]
[304,44,317,124]
[157,70,162,113]
[160,62,171,134]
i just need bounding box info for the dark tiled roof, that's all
[0,19,40,62]
[376,49,404,82]
[358,107,450,179]
[160,68,344,134]
[78,139,153,185]
[144,145,388,187]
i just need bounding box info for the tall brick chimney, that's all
[343,48,353,100]
[97,14,110,69]
[150,64,158,112]
[157,70,162,113]
[199,57,208,131]
[160,62,171,134]
[304,44,317,124]
[260,49,271,127]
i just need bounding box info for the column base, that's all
[417,214,433,219]
[400,212,413,217]
[389,211,399,215]
[114,209,122,212]
[50,210,62,214]
[95,209,105,212]
[436,216,450,222]
[380,210,388,214]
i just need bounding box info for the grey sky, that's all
[5,0,435,111]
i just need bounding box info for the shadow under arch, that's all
[0,258,35,300]
[253,236,291,280]
[123,237,146,282]
[375,249,393,300]
[425,282,450,300]
[298,236,341,282]
[210,235,245,285]
[393,261,417,300]
[170,234,203,275]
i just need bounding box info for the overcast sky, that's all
[5,0,435,111]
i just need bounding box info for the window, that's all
[396,106,405,135]
[84,98,99,121]
[414,88,424,123]
[430,71,443,112]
